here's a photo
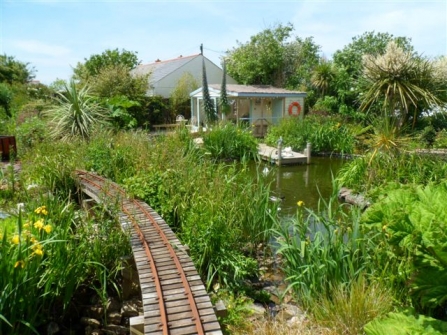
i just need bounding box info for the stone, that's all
[87,306,104,320]
[47,321,60,335]
[247,302,266,319]
[106,297,121,313]
[85,326,102,335]
[121,301,139,317]
[107,312,122,325]
[102,325,128,335]
[263,286,281,305]
[80,317,101,327]
[276,303,305,320]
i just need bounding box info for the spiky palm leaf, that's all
[45,80,109,141]
[360,42,442,129]
[311,60,335,96]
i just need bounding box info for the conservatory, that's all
[190,84,307,137]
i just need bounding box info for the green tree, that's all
[171,72,199,118]
[0,54,35,84]
[333,31,413,80]
[225,23,321,111]
[49,78,68,92]
[73,48,140,82]
[89,63,148,100]
[332,31,414,114]
[311,59,336,96]
[226,23,294,85]
[0,83,13,117]
[283,36,321,90]
[360,41,444,129]
[44,80,109,141]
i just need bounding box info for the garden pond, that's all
[252,156,347,217]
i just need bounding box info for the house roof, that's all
[132,54,201,84]
[191,84,307,98]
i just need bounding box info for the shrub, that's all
[312,276,394,335]
[361,183,447,315]
[365,310,447,335]
[420,125,436,148]
[434,129,447,148]
[0,196,130,334]
[273,195,381,307]
[337,151,447,195]
[202,122,258,161]
[265,115,355,154]
[15,116,48,153]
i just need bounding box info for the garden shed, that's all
[190,84,307,136]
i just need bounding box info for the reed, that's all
[0,186,130,333]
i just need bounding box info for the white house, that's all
[132,54,237,98]
[190,84,307,137]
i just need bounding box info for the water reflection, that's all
[255,157,347,216]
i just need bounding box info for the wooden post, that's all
[306,142,311,164]
[277,136,283,166]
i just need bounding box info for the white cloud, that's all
[12,40,71,57]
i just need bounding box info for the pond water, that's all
[252,156,347,217]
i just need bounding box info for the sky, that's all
[1,0,446,85]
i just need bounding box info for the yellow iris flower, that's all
[34,206,48,215]
[43,225,52,234]
[12,235,20,244]
[297,200,305,207]
[32,243,44,256]
[34,219,44,230]
[14,260,25,268]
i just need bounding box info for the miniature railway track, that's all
[75,170,222,335]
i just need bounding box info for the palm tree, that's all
[360,41,442,129]
[311,60,335,96]
[45,79,109,141]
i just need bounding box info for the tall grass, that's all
[265,115,355,154]
[272,193,398,333]
[201,122,259,161]
[312,276,394,335]
[121,130,278,289]
[1,136,131,333]
[0,195,130,334]
[337,151,447,195]
[272,189,396,304]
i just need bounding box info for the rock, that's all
[287,315,307,327]
[263,286,281,305]
[86,306,104,320]
[102,325,128,335]
[121,301,139,317]
[84,326,102,335]
[47,321,60,335]
[276,303,305,321]
[107,312,122,325]
[105,297,121,313]
[80,317,101,327]
[246,302,266,319]
[338,187,371,209]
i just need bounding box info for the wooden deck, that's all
[258,143,310,165]
[75,171,223,335]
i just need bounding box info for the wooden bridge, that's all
[75,170,223,335]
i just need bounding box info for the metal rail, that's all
[75,170,205,335]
